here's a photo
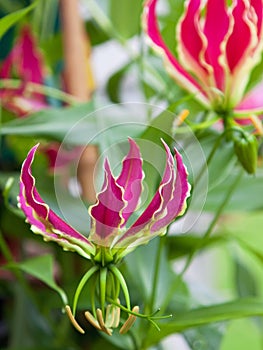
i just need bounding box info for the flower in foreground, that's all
[144,0,263,115]
[18,138,190,334]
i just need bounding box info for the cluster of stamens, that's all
[64,263,140,335]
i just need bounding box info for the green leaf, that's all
[0,2,37,39]
[166,234,225,260]
[145,298,263,347]
[0,102,145,146]
[7,254,68,305]
[109,0,143,39]
[220,319,262,350]
[0,102,95,142]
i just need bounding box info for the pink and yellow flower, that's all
[19,138,190,261]
[18,138,190,334]
[144,0,263,114]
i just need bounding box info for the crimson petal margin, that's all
[18,145,94,259]
[143,0,210,107]
[117,141,190,251]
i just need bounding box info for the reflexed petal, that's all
[89,159,126,246]
[116,138,144,225]
[226,0,257,72]
[177,0,210,84]
[143,0,210,107]
[251,0,263,37]
[117,141,190,250]
[150,148,191,233]
[203,0,230,90]
[225,0,263,106]
[18,145,94,259]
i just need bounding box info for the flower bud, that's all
[233,133,258,174]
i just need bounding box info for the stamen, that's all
[96,308,113,336]
[84,310,102,331]
[65,305,85,334]
[119,306,139,334]
[174,109,190,127]
[105,302,120,328]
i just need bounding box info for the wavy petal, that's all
[203,0,230,91]
[143,0,210,107]
[251,0,263,37]
[150,148,191,233]
[225,0,263,106]
[226,0,257,72]
[18,145,94,259]
[177,0,210,85]
[116,138,144,225]
[117,141,190,249]
[89,159,126,246]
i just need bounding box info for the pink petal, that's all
[226,0,256,72]
[150,148,191,233]
[89,159,126,246]
[116,138,144,225]
[203,0,230,90]
[143,0,210,107]
[118,141,189,247]
[0,25,47,114]
[19,145,94,258]
[15,25,45,85]
[251,0,263,38]
[236,82,263,112]
[178,0,210,83]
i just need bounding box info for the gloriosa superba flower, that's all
[18,138,190,335]
[144,0,263,114]
[144,0,263,174]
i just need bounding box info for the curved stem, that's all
[90,273,98,317]
[148,236,166,313]
[72,265,99,315]
[109,266,131,310]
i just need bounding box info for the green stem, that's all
[179,168,243,277]
[0,230,29,290]
[109,266,131,310]
[0,229,14,263]
[90,273,98,317]
[100,267,107,317]
[148,236,166,313]
[72,265,99,315]
[195,132,225,186]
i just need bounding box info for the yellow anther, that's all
[174,109,190,127]
[84,310,102,331]
[105,303,120,329]
[119,306,139,334]
[96,309,113,336]
[65,305,85,334]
